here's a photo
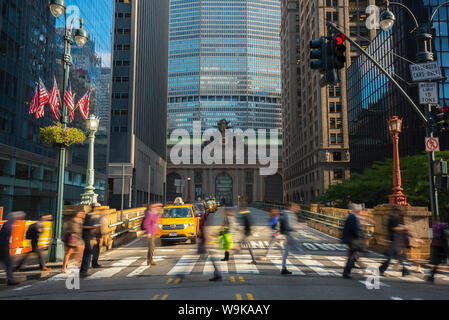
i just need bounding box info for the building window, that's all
[330,118,336,129]
[330,134,336,144]
[333,152,341,161]
[15,163,29,180]
[336,118,342,128]
[337,134,343,143]
[334,170,343,180]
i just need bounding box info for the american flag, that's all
[48,76,60,121]
[35,78,49,119]
[64,80,75,122]
[29,84,39,114]
[77,89,91,119]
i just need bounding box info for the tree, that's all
[319,151,449,220]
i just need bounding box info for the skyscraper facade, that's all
[108,0,169,208]
[0,0,113,218]
[167,0,282,134]
[282,0,378,203]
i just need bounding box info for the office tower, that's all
[0,0,113,218]
[109,0,169,208]
[166,0,283,205]
[282,0,377,203]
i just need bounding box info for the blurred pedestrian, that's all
[279,203,304,275]
[238,207,256,264]
[0,211,25,285]
[15,214,52,272]
[260,208,280,261]
[221,208,238,261]
[92,209,110,268]
[62,211,85,273]
[426,218,449,283]
[142,203,162,266]
[342,203,367,279]
[402,216,424,274]
[378,212,410,277]
[80,210,101,277]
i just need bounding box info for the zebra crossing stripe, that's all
[293,255,334,276]
[87,257,139,280]
[269,257,305,275]
[126,257,165,277]
[167,255,200,275]
[203,255,228,275]
[234,255,259,274]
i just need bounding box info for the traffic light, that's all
[434,160,449,190]
[331,33,347,70]
[310,37,327,72]
[429,105,449,132]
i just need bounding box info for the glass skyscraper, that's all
[167,0,282,134]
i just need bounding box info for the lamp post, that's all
[187,177,191,203]
[48,0,89,262]
[80,114,100,205]
[387,116,410,206]
[378,0,449,219]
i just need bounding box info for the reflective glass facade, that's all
[168,0,281,133]
[347,0,449,173]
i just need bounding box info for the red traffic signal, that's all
[335,33,346,45]
[442,106,449,113]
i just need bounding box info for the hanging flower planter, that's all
[39,123,86,148]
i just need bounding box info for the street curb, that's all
[0,271,51,284]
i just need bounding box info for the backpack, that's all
[26,223,37,240]
[279,212,288,235]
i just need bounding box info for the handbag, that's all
[62,232,73,244]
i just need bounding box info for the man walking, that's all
[342,203,366,279]
[91,210,110,268]
[239,207,256,264]
[80,211,100,277]
[378,212,410,277]
[260,208,280,261]
[15,214,52,272]
[0,211,25,286]
[142,203,162,266]
[426,218,449,283]
[279,203,303,275]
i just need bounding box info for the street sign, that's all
[419,82,438,104]
[410,61,442,82]
[425,137,440,152]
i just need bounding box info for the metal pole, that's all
[121,164,124,222]
[48,11,72,262]
[426,107,439,219]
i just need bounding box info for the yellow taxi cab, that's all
[157,204,200,244]
[206,200,216,213]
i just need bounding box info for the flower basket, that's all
[39,123,86,148]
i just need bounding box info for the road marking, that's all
[238,276,245,282]
[161,294,169,300]
[174,277,181,284]
[126,257,165,277]
[166,278,173,284]
[230,276,236,282]
[234,255,259,274]
[270,258,305,275]
[247,293,254,300]
[48,266,80,281]
[302,243,319,250]
[87,257,139,280]
[167,255,200,275]
[391,297,403,300]
[203,255,228,275]
[235,294,243,300]
[293,255,332,276]
[152,294,159,300]
[12,285,32,291]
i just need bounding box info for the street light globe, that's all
[86,114,100,132]
[379,9,395,31]
[48,0,66,18]
[74,19,89,47]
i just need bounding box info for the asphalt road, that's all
[1,207,449,300]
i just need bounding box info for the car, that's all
[194,201,209,220]
[157,204,200,245]
[206,200,216,213]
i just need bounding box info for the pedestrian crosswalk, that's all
[43,253,449,283]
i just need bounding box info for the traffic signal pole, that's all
[326,21,442,218]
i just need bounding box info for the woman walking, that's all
[62,211,85,273]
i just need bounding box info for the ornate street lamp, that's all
[80,114,100,206]
[379,8,395,31]
[387,116,410,206]
[48,1,89,262]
